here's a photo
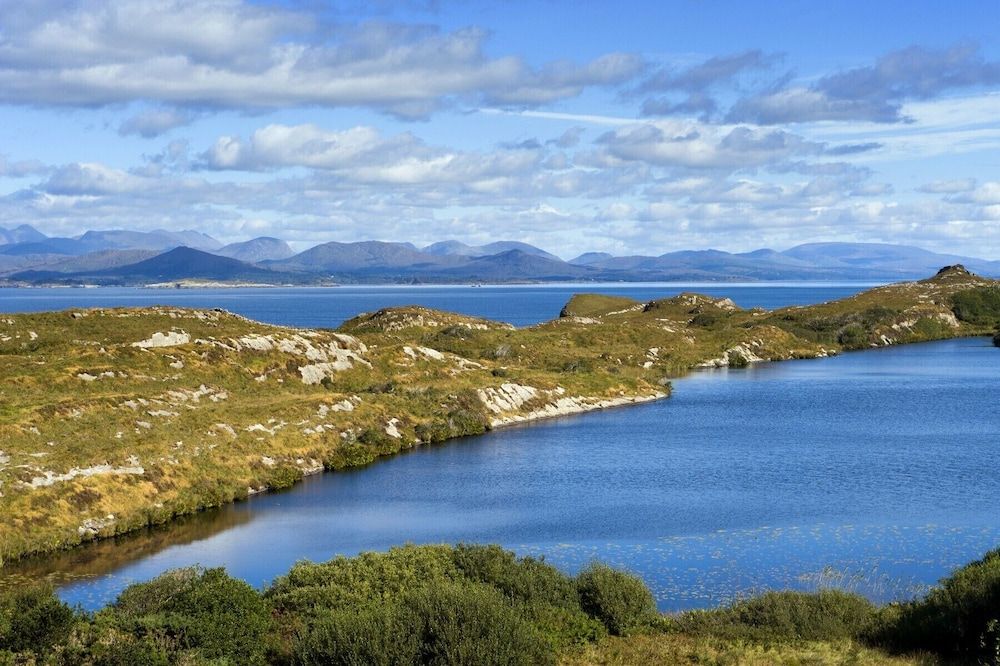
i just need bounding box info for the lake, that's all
[5,326,997,612]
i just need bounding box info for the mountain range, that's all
[1,224,998,285]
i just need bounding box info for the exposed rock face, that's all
[485,391,668,427]
[27,457,144,488]
[477,382,667,427]
[403,346,445,361]
[299,358,367,384]
[78,514,116,538]
[477,383,540,414]
[696,342,766,368]
[131,330,191,348]
[936,264,970,277]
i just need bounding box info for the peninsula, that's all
[1,265,998,564]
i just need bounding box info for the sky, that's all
[1,0,1000,259]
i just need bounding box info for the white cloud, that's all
[0,155,47,178]
[917,178,977,194]
[594,121,822,169]
[119,108,194,137]
[43,162,150,195]
[0,1,641,116]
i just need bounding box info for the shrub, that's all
[952,287,1000,326]
[877,547,1000,663]
[414,420,452,444]
[66,624,172,666]
[324,442,379,469]
[109,567,273,664]
[0,582,76,654]
[402,582,554,665]
[837,323,868,349]
[414,409,488,443]
[727,350,749,368]
[292,581,554,666]
[576,563,656,635]
[689,312,721,328]
[357,427,399,454]
[451,544,578,610]
[268,464,304,490]
[671,590,878,642]
[446,407,488,437]
[293,602,418,666]
[450,544,605,649]
[266,545,461,616]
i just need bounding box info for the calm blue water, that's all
[13,337,998,612]
[0,283,877,327]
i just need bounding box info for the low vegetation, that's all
[2,543,999,664]
[0,266,997,564]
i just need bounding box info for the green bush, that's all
[0,582,76,654]
[451,544,578,610]
[576,563,656,635]
[108,567,273,664]
[414,420,452,444]
[267,545,461,616]
[291,580,555,666]
[952,287,1000,326]
[727,350,749,368]
[878,547,1000,663]
[293,602,418,666]
[324,441,379,469]
[450,544,605,648]
[268,463,305,490]
[671,589,878,642]
[446,407,489,437]
[65,624,173,666]
[837,323,869,349]
[401,582,554,666]
[689,312,722,328]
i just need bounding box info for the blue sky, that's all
[1,0,999,258]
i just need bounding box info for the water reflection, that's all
[2,507,251,597]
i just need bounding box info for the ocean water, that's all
[0,282,877,327]
[6,331,997,612]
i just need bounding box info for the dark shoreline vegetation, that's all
[2,543,1000,665]
[0,266,999,567]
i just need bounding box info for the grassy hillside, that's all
[0,266,998,563]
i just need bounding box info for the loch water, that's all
[2,285,998,612]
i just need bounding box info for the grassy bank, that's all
[3,543,999,664]
[1,266,998,563]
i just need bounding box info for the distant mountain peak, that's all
[216,236,294,263]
